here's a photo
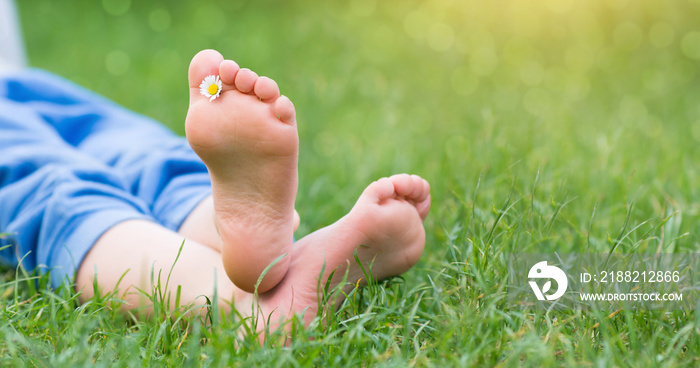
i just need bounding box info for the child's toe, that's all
[188,49,224,103]
[391,174,416,198]
[408,175,427,200]
[416,194,431,220]
[234,68,258,93]
[254,77,280,101]
[416,178,431,203]
[274,95,296,125]
[363,177,395,201]
[219,59,240,86]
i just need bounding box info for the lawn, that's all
[2,0,700,366]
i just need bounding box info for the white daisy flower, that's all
[199,75,222,101]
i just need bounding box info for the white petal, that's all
[199,75,223,101]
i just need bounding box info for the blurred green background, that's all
[17,0,700,251]
[10,0,700,364]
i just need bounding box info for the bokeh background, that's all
[9,0,700,364]
[17,0,700,263]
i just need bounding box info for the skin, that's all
[184,50,299,293]
[75,49,432,335]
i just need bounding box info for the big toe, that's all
[188,49,224,104]
[361,177,397,203]
[390,174,431,219]
[363,174,431,220]
[403,175,430,220]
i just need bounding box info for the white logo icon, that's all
[528,261,568,301]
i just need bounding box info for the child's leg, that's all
[75,219,238,313]
[4,64,299,294]
[2,53,433,328]
[1,63,297,290]
[0,59,433,327]
[2,70,215,243]
[2,68,298,257]
[0,96,153,288]
[0,86,233,310]
[77,174,431,330]
[3,65,298,295]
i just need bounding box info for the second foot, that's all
[249,174,431,330]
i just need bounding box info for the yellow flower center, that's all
[208,83,219,95]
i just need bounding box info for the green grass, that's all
[3,0,700,366]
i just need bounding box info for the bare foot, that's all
[185,50,298,293]
[240,174,431,331]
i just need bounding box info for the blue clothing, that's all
[0,69,212,287]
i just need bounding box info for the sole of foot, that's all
[185,49,298,293]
